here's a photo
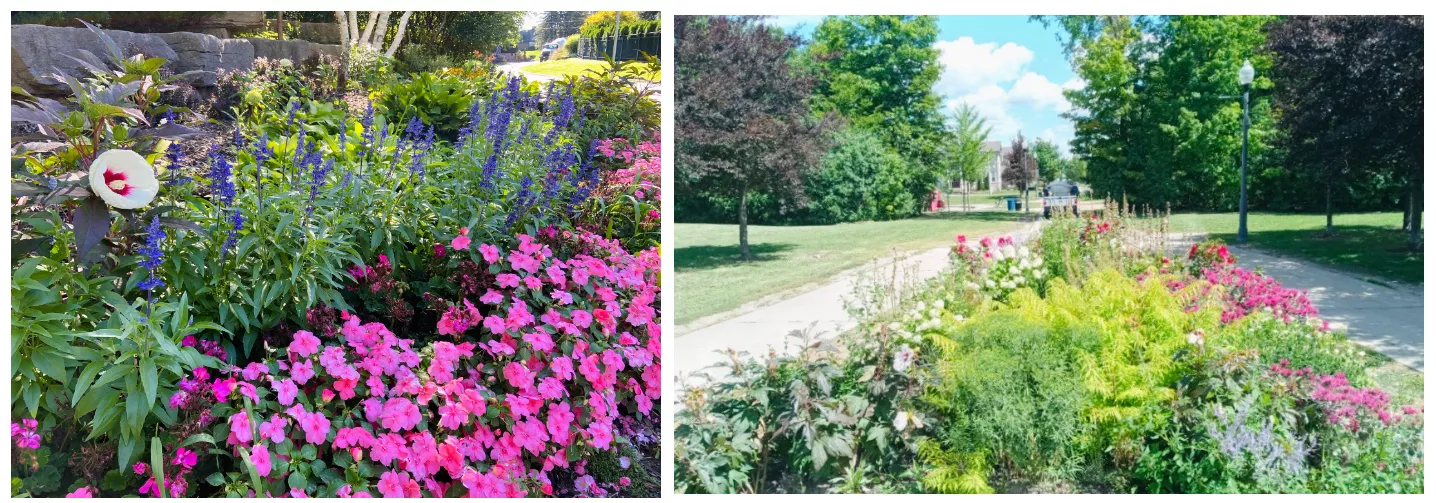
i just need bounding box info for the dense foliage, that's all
[1039,14,1420,230]
[674,15,831,259]
[11,20,662,498]
[676,208,1422,494]
[676,15,957,228]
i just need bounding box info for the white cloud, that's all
[1007,72,1069,112]
[949,85,1021,141]
[934,37,1034,97]
[1038,124,1076,156]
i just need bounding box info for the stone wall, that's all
[11,24,341,95]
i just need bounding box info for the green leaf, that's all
[181,433,216,447]
[140,359,158,408]
[31,348,67,384]
[71,360,105,407]
[151,437,167,498]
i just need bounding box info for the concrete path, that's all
[675,221,1044,384]
[1172,234,1425,372]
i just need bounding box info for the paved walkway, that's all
[675,221,1044,384]
[1171,234,1425,372]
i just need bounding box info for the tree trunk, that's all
[335,11,350,90]
[1400,189,1411,231]
[277,12,284,40]
[1410,178,1422,251]
[1325,183,1334,235]
[738,189,751,261]
[358,12,378,50]
[371,11,392,48]
[347,12,361,45]
[385,12,414,58]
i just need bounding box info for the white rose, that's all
[89,149,159,209]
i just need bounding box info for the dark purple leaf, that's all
[72,196,111,265]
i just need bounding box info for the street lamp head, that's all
[1239,60,1255,86]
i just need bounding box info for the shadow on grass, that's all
[676,243,796,271]
[916,210,1027,223]
[1209,225,1422,284]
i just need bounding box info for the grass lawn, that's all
[520,58,661,82]
[521,50,541,61]
[1167,212,1421,285]
[676,211,1023,325]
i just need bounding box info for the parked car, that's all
[1041,180,1080,218]
[539,37,566,61]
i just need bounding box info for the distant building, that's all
[983,140,1008,193]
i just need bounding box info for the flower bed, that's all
[11,21,661,498]
[676,209,1422,494]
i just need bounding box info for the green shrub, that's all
[1217,313,1369,381]
[805,128,919,223]
[376,71,482,141]
[918,312,1088,492]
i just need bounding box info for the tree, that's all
[804,16,948,212]
[534,11,591,43]
[334,11,413,58]
[1268,16,1423,247]
[1043,16,1278,211]
[402,12,524,56]
[675,16,832,260]
[1031,138,1065,184]
[1004,133,1038,211]
[946,103,994,212]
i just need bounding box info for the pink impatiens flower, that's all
[273,378,299,406]
[290,330,321,357]
[298,411,331,445]
[479,243,500,263]
[259,415,288,443]
[451,228,472,251]
[251,443,272,476]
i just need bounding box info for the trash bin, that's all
[1006,197,1016,211]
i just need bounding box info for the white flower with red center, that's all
[88,149,159,209]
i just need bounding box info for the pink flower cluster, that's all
[595,135,662,220]
[201,229,659,497]
[1201,265,1320,325]
[137,447,199,497]
[11,418,41,449]
[1269,360,1422,432]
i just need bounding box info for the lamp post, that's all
[1237,60,1254,244]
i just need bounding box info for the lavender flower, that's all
[206,146,236,207]
[137,216,166,292]
[223,208,244,255]
[506,175,534,229]
[479,154,499,189]
[306,158,333,216]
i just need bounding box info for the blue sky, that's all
[764,15,1083,153]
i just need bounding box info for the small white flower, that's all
[1015,276,1025,285]
[934,299,946,310]
[985,279,996,288]
[1034,269,1044,279]
[1018,246,1030,258]
[89,149,159,209]
[1187,329,1205,347]
[893,344,916,373]
[916,301,927,311]
[893,410,910,432]
[1034,257,1044,267]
